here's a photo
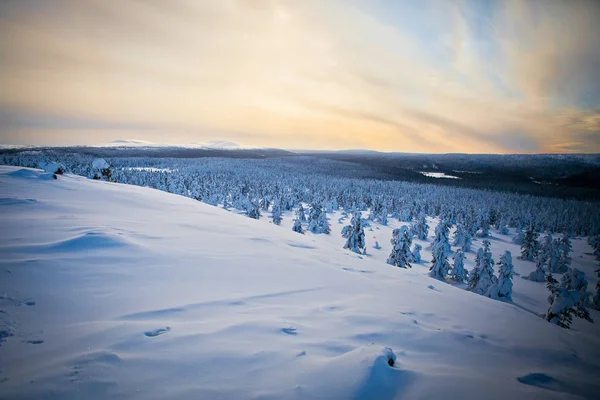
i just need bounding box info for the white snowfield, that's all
[0,166,599,400]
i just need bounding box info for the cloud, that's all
[0,0,598,152]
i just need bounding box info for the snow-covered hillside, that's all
[0,166,599,399]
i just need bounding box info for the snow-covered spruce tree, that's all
[547,243,562,273]
[451,249,468,283]
[541,233,554,260]
[554,234,572,273]
[411,243,422,263]
[342,212,366,254]
[246,199,261,220]
[462,231,473,253]
[430,220,452,279]
[520,224,539,261]
[296,205,306,222]
[411,214,429,240]
[452,224,467,247]
[545,270,593,329]
[561,268,591,308]
[476,212,490,238]
[376,206,389,226]
[560,234,572,259]
[292,218,304,234]
[512,227,525,245]
[398,208,411,222]
[496,216,509,235]
[489,251,514,300]
[468,240,496,295]
[545,274,573,328]
[270,204,282,226]
[308,204,330,234]
[387,226,413,268]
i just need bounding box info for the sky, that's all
[0,0,599,153]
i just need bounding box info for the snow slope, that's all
[0,166,599,400]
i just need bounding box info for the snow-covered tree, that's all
[91,158,112,181]
[377,207,389,226]
[411,243,422,263]
[561,268,591,307]
[545,274,575,328]
[270,203,282,225]
[246,199,261,220]
[497,219,509,235]
[545,270,594,329]
[553,234,572,273]
[468,240,496,295]
[451,249,468,283]
[387,226,413,268]
[540,233,554,260]
[342,212,366,254]
[296,205,306,222]
[430,220,452,279]
[462,231,473,253]
[512,228,525,245]
[546,243,562,273]
[560,234,572,259]
[476,212,490,238]
[411,214,429,240]
[520,224,539,261]
[489,251,514,300]
[308,204,330,234]
[524,257,547,282]
[292,219,304,234]
[452,224,468,247]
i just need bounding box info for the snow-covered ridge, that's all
[0,166,599,399]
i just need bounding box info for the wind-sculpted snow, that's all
[0,166,599,399]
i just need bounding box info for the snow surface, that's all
[1,166,599,399]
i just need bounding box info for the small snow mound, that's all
[299,346,411,400]
[7,168,55,181]
[7,168,42,178]
[40,231,138,253]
